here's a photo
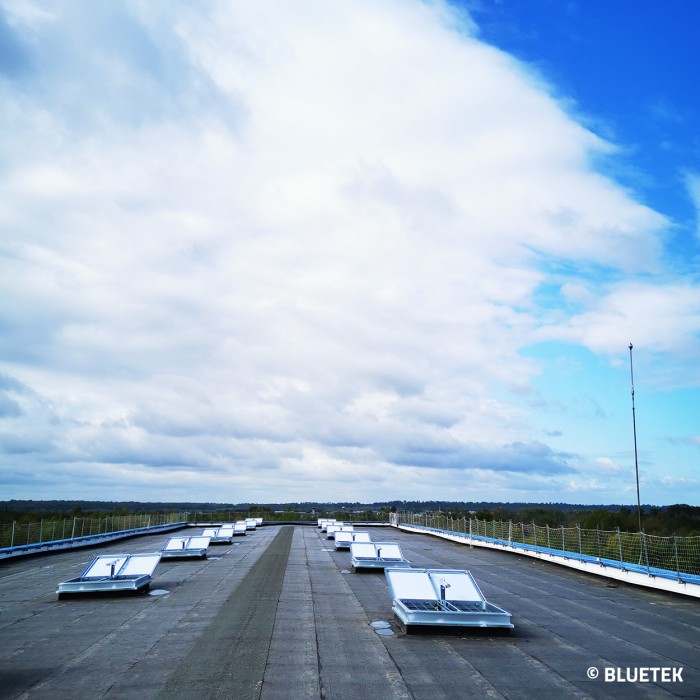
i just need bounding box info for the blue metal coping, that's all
[0,522,187,559]
[406,524,700,587]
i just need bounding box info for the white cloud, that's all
[592,457,623,473]
[0,0,695,504]
[537,282,700,362]
[0,0,55,27]
[660,475,697,487]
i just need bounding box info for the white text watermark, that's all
[587,667,683,683]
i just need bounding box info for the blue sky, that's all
[0,0,698,507]
[468,0,700,234]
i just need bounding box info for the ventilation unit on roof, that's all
[57,553,161,598]
[319,519,337,532]
[385,568,513,630]
[335,530,372,550]
[352,531,372,543]
[334,531,354,549]
[350,541,411,571]
[326,524,342,539]
[161,536,210,559]
[202,528,233,544]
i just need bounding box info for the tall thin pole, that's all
[629,342,643,533]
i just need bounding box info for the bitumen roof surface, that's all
[0,523,698,699]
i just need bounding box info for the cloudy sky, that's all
[1,0,698,507]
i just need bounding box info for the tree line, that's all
[1,500,698,536]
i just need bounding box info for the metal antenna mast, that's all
[629,342,643,533]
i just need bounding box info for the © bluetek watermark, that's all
[587,667,684,683]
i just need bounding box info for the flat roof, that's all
[0,524,698,699]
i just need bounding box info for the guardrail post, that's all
[577,525,582,561]
[533,522,537,547]
[617,527,623,563]
[673,534,681,582]
[27,522,31,545]
[561,525,565,554]
[641,530,650,573]
[10,520,15,549]
[546,524,550,550]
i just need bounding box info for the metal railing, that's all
[392,512,700,585]
[0,512,190,555]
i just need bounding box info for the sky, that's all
[0,0,699,508]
